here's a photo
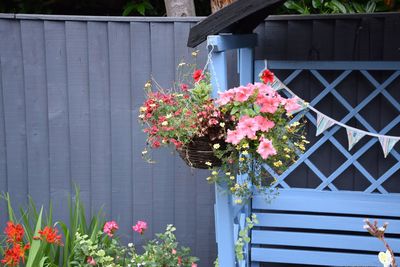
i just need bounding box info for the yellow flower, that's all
[161,121,168,126]
[191,50,199,57]
[139,106,147,112]
[239,157,245,162]
[234,183,240,189]
[230,187,235,192]
[213,144,220,149]
[205,161,212,166]
[144,82,151,88]
[212,171,218,176]
[206,176,212,181]
[141,150,148,154]
[230,176,235,180]
[273,160,283,167]
[149,104,156,108]
[234,199,243,205]
[225,172,231,176]
[242,150,249,155]
[284,147,291,153]
[290,121,300,127]
[166,113,172,119]
[285,154,291,158]
[178,62,186,67]
[219,122,225,127]
[282,135,287,140]
[242,143,249,149]
[138,114,145,119]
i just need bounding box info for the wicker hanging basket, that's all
[177,136,224,169]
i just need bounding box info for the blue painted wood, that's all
[252,189,400,216]
[251,248,382,266]
[255,213,400,234]
[208,34,257,53]
[255,60,400,70]
[252,230,400,252]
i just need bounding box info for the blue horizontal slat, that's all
[254,60,400,72]
[252,189,400,217]
[251,248,384,266]
[251,230,400,252]
[255,213,400,234]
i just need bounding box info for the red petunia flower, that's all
[4,222,24,243]
[260,69,274,84]
[36,226,63,246]
[192,69,204,83]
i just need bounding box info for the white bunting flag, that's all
[271,79,284,91]
[379,136,400,158]
[346,128,366,150]
[316,113,335,136]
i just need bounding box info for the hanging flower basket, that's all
[177,136,224,169]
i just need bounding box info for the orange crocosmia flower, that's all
[1,243,29,266]
[37,226,63,246]
[4,221,24,243]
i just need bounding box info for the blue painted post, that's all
[208,36,236,267]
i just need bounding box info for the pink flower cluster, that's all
[132,220,147,235]
[216,82,301,115]
[103,221,119,237]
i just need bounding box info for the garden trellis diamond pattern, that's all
[257,61,400,193]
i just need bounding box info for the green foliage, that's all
[283,0,398,14]
[235,214,258,262]
[122,0,154,16]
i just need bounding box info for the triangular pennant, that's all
[379,136,399,158]
[270,79,284,91]
[316,113,335,136]
[346,128,366,150]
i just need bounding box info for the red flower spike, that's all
[38,226,63,246]
[4,222,24,243]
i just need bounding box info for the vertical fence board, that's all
[44,21,71,223]
[150,22,175,234]
[108,22,133,241]
[130,21,154,242]
[0,19,28,208]
[0,47,7,227]
[173,21,197,252]
[87,21,112,216]
[20,20,50,209]
[383,15,400,61]
[65,21,91,218]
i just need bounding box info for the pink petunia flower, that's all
[254,115,275,132]
[216,90,235,106]
[284,97,302,114]
[234,86,254,102]
[103,221,119,237]
[257,95,281,114]
[192,263,197,267]
[257,138,277,159]
[226,129,244,145]
[132,220,148,235]
[237,116,258,139]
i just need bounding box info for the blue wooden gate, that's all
[209,34,400,266]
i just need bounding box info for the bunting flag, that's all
[289,99,308,115]
[271,79,284,91]
[316,113,336,136]
[346,128,366,150]
[379,136,400,158]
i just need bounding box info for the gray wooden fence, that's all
[0,12,399,266]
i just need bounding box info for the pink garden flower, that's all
[103,221,119,237]
[254,115,275,132]
[226,129,244,145]
[132,220,148,235]
[216,90,234,106]
[87,256,96,266]
[255,82,275,96]
[256,94,281,114]
[257,138,277,159]
[233,86,254,102]
[192,263,197,267]
[284,97,302,114]
[237,116,258,139]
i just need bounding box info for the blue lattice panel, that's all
[255,61,400,194]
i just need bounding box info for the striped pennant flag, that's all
[316,113,335,136]
[346,128,365,150]
[379,136,399,158]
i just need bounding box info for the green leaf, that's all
[330,0,348,13]
[352,2,365,13]
[230,106,239,115]
[312,0,323,8]
[26,207,43,267]
[366,1,377,12]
